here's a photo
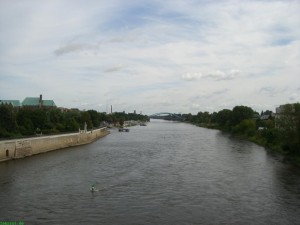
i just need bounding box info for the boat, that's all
[119,128,130,132]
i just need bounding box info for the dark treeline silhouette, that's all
[0,105,149,139]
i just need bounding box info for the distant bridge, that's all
[149,112,185,121]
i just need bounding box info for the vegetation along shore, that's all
[0,105,149,139]
[0,101,299,164]
[182,104,300,165]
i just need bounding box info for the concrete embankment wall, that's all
[0,128,110,162]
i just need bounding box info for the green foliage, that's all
[80,111,93,129]
[216,109,232,129]
[0,106,149,139]
[87,110,100,127]
[48,108,64,124]
[196,111,211,124]
[183,113,193,122]
[259,128,279,146]
[186,103,300,157]
[63,111,80,131]
[30,109,47,130]
[232,119,256,136]
[0,104,17,132]
[276,103,300,154]
[65,117,80,131]
[231,106,254,126]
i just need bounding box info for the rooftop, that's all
[0,100,21,107]
[1,95,56,108]
[22,97,56,107]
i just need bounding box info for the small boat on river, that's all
[119,128,130,132]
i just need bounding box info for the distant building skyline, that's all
[1,95,56,109]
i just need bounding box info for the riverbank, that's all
[0,127,110,162]
[190,122,300,166]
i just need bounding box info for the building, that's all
[260,114,271,120]
[274,103,298,129]
[22,95,56,109]
[1,95,56,109]
[275,104,296,120]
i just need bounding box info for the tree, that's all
[30,109,47,130]
[0,104,16,133]
[260,128,279,146]
[64,111,80,131]
[276,103,300,154]
[48,108,63,124]
[231,106,254,126]
[87,110,100,127]
[216,109,232,128]
[232,119,256,136]
[80,111,93,129]
[183,113,193,123]
[17,109,34,135]
[0,104,18,137]
[210,112,218,124]
[195,111,211,124]
[65,117,80,131]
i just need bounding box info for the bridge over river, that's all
[149,112,185,121]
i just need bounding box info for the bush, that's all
[232,119,256,136]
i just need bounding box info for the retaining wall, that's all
[0,128,110,162]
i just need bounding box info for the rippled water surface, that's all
[1,120,300,224]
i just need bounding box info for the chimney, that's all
[111,105,112,114]
[39,94,42,108]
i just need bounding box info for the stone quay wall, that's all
[0,128,110,162]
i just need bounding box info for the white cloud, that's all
[205,69,241,81]
[259,86,288,98]
[104,64,125,73]
[190,103,201,110]
[181,72,202,81]
[289,93,299,102]
[0,0,299,114]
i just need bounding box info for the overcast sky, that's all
[0,0,299,115]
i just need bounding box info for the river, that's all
[0,119,300,225]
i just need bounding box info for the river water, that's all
[0,119,300,225]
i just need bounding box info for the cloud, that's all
[104,64,125,73]
[288,88,300,102]
[190,103,201,110]
[190,103,214,112]
[205,69,241,81]
[0,0,299,114]
[206,70,226,80]
[181,72,201,81]
[259,86,288,97]
[192,89,229,101]
[54,43,99,56]
[289,93,299,102]
[181,70,241,82]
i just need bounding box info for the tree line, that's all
[0,105,149,139]
[1,103,299,157]
[182,104,300,156]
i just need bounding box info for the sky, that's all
[0,0,299,115]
